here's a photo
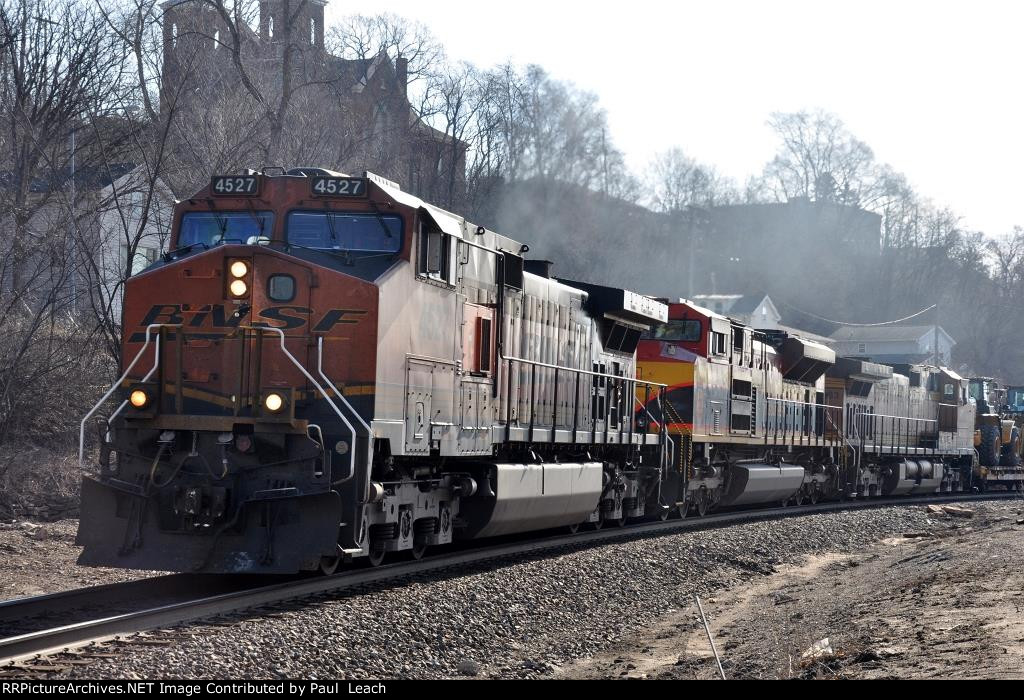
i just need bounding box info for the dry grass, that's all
[0,443,80,519]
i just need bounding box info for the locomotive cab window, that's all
[267,274,295,302]
[711,331,727,356]
[286,211,401,253]
[418,224,452,284]
[178,211,274,248]
[647,319,701,342]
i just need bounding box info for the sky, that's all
[325,0,1023,236]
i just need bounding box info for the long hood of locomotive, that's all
[122,246,380,421]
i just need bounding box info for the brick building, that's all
[160,0,466,205]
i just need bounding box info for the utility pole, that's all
[70,126,77,311]
[687,207,696,299]
[933,301,940,366]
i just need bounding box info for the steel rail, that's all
[0,574,283,637]
[1,491,1019,667]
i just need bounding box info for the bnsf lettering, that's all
[188,304,242,328]
[312,309,368,332]
[133,305,364,338]
[140,304,185,326]
[254,306,312,330]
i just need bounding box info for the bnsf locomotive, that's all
[77,169,669,574]
[76,168,1024,575]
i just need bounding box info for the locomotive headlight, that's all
[230,260,249,278]
[264,392,285,413]
[229,279,248,297]
[129,389,150,409]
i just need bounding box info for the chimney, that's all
[395,56,408,96]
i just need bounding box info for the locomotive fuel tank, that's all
[718,462,805,507]
[881,460,943,496]
[459,462,603,538]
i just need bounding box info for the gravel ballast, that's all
[53,500,1020,679]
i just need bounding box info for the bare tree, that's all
[0,0,133,443]
[759,110,877,206]
[646,147,737,212]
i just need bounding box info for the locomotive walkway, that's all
[0,491,1019,674]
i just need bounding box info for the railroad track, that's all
[1,491,1019,674]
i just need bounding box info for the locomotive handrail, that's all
[764,395,843,447]
[243,326,358,486]
[635,395,676,466]
[79,323,175,470]
[317,337,372,433]
[497,352,668,460]
[500,354,667,386]
[851,411,940,456]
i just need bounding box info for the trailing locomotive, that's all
[76,169,670,574]
[76,168,1024,576]
[636,298,1021,513]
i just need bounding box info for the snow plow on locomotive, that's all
[76,169,672,574]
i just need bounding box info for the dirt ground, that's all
[560,500,1024,680]
[0,519,153,599]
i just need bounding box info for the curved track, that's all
[1,491,1019,669]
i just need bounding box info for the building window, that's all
[857,342,866,354]
[121,245,158,276]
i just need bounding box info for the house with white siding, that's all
[829,325,956,365]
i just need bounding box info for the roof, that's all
[0,162,137,194]
[830,325,954,343]
[692,294,742,302]
[691,293,775,317]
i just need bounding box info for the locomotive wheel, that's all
[410,539,428,561]
[676,499,689,520]
[696,488,710,517]
[809,482,821,505]
[588,517,604,531]
[611,515,627,528]
[658,508,671,522]
[794,487,807,506]
[567,523,581,533]
[367,546,386,567]
[319,546,343,576]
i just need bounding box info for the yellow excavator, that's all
[969,378,1024,490]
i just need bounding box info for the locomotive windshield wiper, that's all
[163,241,209,260]
[324,211,339,243]
[279,241,357,266]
